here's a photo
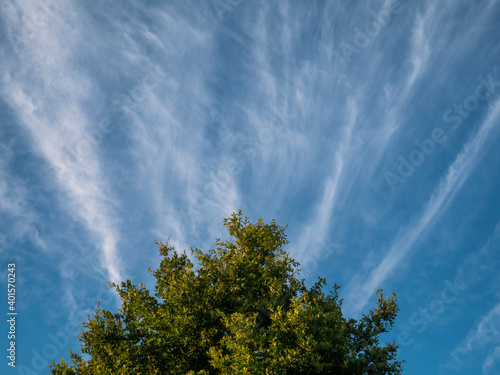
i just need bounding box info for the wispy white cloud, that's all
[293,97,358,267]
[1,1,123,283]
[0,154,42,251]
[454,219,500,292]
[449,303,500,370]
[404,4,432,93]
[343,99,500,314]
[482,346,500,375]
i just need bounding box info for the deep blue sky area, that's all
[1,0,500,374]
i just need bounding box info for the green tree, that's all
[50,211,404,374]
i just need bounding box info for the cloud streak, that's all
[344,99,500,314]
[450,302,500,372]
[1,1,123,283]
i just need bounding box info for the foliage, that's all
[50,211,404,374]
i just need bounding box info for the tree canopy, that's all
[50,211,404,374]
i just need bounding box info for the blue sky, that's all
[1,0,500,373]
